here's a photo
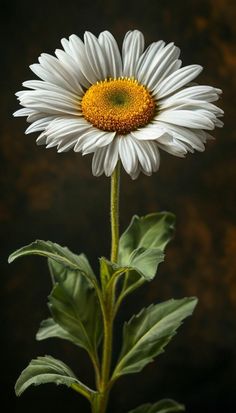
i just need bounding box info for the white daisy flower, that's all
[14,30,223,179]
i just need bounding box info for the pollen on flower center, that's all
[81,78,156,134]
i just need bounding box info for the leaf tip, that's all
[8,254,14,264]
[14,379,22,397]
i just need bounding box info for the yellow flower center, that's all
[81,78,156,134]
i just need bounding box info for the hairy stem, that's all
[92,163,121,413]
[110,162,120,263]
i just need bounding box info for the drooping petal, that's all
[118,135,138,175]
[103,138,119,176]
[130,124,167,140]
[154,121,206,152]
[82,131,116,154]
[92,147,107,176]
[74,129,106,153]
[41,117,91,150]
[132,138,160,175]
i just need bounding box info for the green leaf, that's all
[47,259,103,355]
[119,212,175,266]
[15,355,95,400]
[9,241,103,357]
[127,247,164,280]
[117,212,175,284]
[36,318,82,346]
[113,297,197,378]
[128,399,185,413]
[8,240,97,286]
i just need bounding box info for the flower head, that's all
[15,30,223,179]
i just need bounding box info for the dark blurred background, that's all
[1,0,236,412]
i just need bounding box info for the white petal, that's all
[215,118,224,127]
[92,147,107,176]
[61,34,84,62]
[138,42,180,89]
[30,61,73,92]
[122,30,145,77]
[30,63,51,82]
[38,53,81,93]
[36,53,82,94]
[131,124,166,140]
[150,59,182,90]
[159,98,224,117]
[13,108,34,117]
[44,117,90,140]
[74,129,104,152]
[118,136,138,175]
[42,117,91,150]
[154,121,206,151]
[62,35,97,87]
[36,132,47,145]
[22,80,79,100]
[57,137,80,152]
[82,131,116,154]
[19,88,80,105]
[135,41,165,79]
[47,131,82,152]
[54,49,85,94]
[84,31,108,80]
[157,109,215,130]
[157,139,188,157]
[132,139,160,175]
[104,138,119,176]
[160,85,222,103]
[98,31,122,78]
[18,90,80,116]
[145,141,160,172]
[25,117,55,134]
[27,112,55,123]
[153,65,203,99]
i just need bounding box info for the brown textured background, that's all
[1,0,236,412]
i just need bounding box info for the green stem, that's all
[90,352,101,389]
[110,162,120,263]
[92,164,121,413]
